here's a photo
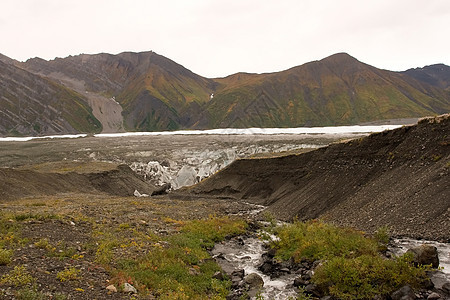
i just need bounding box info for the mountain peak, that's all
[320,52,360,64]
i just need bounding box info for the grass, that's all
[56,267,81,282]
[267,220,430,299]
[0,248,13,265]
[113,216,247,299]
[0,266,35,287]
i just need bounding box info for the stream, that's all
[212,207,450,299]
[389,238,450,289]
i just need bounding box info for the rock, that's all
[441,282,450,294]
[151,183,171,196]
[406,245,439,268]
[106,284,117,293]
[293,277,308,287]
[123,283,137,294]
[372,295,388,300]
[244,273,264,290]
[259,261,277,274]
[231,269,245,280]
[133,189,148,197]
[188,267,200,276]
[212,271,225,281]
[391,285,416,300]
[427,292,441,299]
[304,283,323,297]
[267,248,277,258]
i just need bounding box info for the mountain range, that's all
[0,51,449,136]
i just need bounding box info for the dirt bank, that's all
[0,162,155,201]
[186,115,450,241]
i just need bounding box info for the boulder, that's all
[441,282,450,294]
[406,245,439,268]
[293,277,308,287]
[244,273,264,290]
[106,284,117,293]
[391,285,416,300]
[151,183,171,196]
[427,292,441,300]
[123,283,137,294]
[212,271,225,281]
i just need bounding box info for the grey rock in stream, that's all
[406,245,440,268]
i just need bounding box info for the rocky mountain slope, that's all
[1,51,449,135]
[0,60,102,136]
[21,51,217,132]
[185,114,450,241]
[403,64,450,91]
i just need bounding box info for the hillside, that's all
[201,53,450,128]
[0,60,102,136]
[22,51,217,132]
[1,51,449,135]
[403,64,450,91]
[186,114,450,241]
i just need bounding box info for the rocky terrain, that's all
[1,51,449,135]
[186,114,450,241]
[0,60,101,136]
[0,114,449,299]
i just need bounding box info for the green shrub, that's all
[270,220,430,299]
[0,265,35,286]
[0,248,13,265]
[374,226,390,245]
[15,285,46,300]
[181,215,247,248]
[272,220,379,262]
[313,254,429,299]
[56,267,81,282]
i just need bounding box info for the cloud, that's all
[1,0,449,76]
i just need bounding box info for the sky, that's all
[1,0,449,78]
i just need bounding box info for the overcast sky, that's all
[1,0,449,78]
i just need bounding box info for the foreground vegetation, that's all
[268,220,430,300]
[0,196,436,300]
[0,195,249,299]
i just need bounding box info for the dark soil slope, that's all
[188,114,450,240]
[0,163,155,201]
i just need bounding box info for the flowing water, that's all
[389,238,450,289]
[212,234,299,299]
[213,203,450,299]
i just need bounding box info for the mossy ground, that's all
[0,194,253,299]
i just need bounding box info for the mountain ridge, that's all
[1,51,449,136]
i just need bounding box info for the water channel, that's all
[213,207,450,299]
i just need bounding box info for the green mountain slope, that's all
[199,53,450,128]
[1,51,448,135]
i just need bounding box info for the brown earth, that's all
[0,162,156,201]
[0,194,254,299]
[185,114,450,241]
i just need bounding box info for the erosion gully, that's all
[211,204,450,299]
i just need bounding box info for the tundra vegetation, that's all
[0,195,435,300]
[266,220,431,300]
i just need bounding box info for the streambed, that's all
[212,216,450,299]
